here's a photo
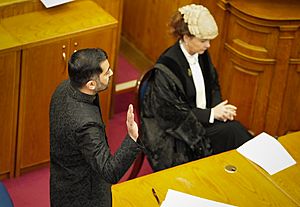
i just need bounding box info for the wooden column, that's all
[265,26,299,135]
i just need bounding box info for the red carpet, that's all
[113,91,136,114]
[3,166,50,207]
[1,54,153,207]
[115,54,140,84]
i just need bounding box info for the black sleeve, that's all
[75,123,141,184]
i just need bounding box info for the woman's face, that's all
[183,35,211,55]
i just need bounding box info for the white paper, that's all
[160,189,237,207]
[40,0,73,8]
[237,132,296,175]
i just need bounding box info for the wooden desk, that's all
[278,132,300,162]
[252,132,300,205]
[112,150,297,206]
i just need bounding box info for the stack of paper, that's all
[161,189,236,207]
[237,132,296,175]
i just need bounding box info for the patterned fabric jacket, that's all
[50,80,141,207]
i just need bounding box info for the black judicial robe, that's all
[141,41,252,171]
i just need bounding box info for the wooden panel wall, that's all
[0,50,20,179]
[272,29,300,135]
[94,0,123,22]
[122,0,227,71]
[122,0,203,62]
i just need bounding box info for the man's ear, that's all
[86,80,96,90]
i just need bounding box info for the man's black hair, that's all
[68,48,108,88]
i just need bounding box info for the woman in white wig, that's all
[141,4,253,171]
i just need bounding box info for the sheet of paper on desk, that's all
[237,132,296,175]
[40,0,73,8]
[160,189,237,207]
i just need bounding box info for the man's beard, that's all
[95,79,110,93]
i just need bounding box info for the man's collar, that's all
[67,80,97,104]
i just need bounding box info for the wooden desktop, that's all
[112,132,300,206]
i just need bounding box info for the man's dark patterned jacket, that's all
[50,80,141,207]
